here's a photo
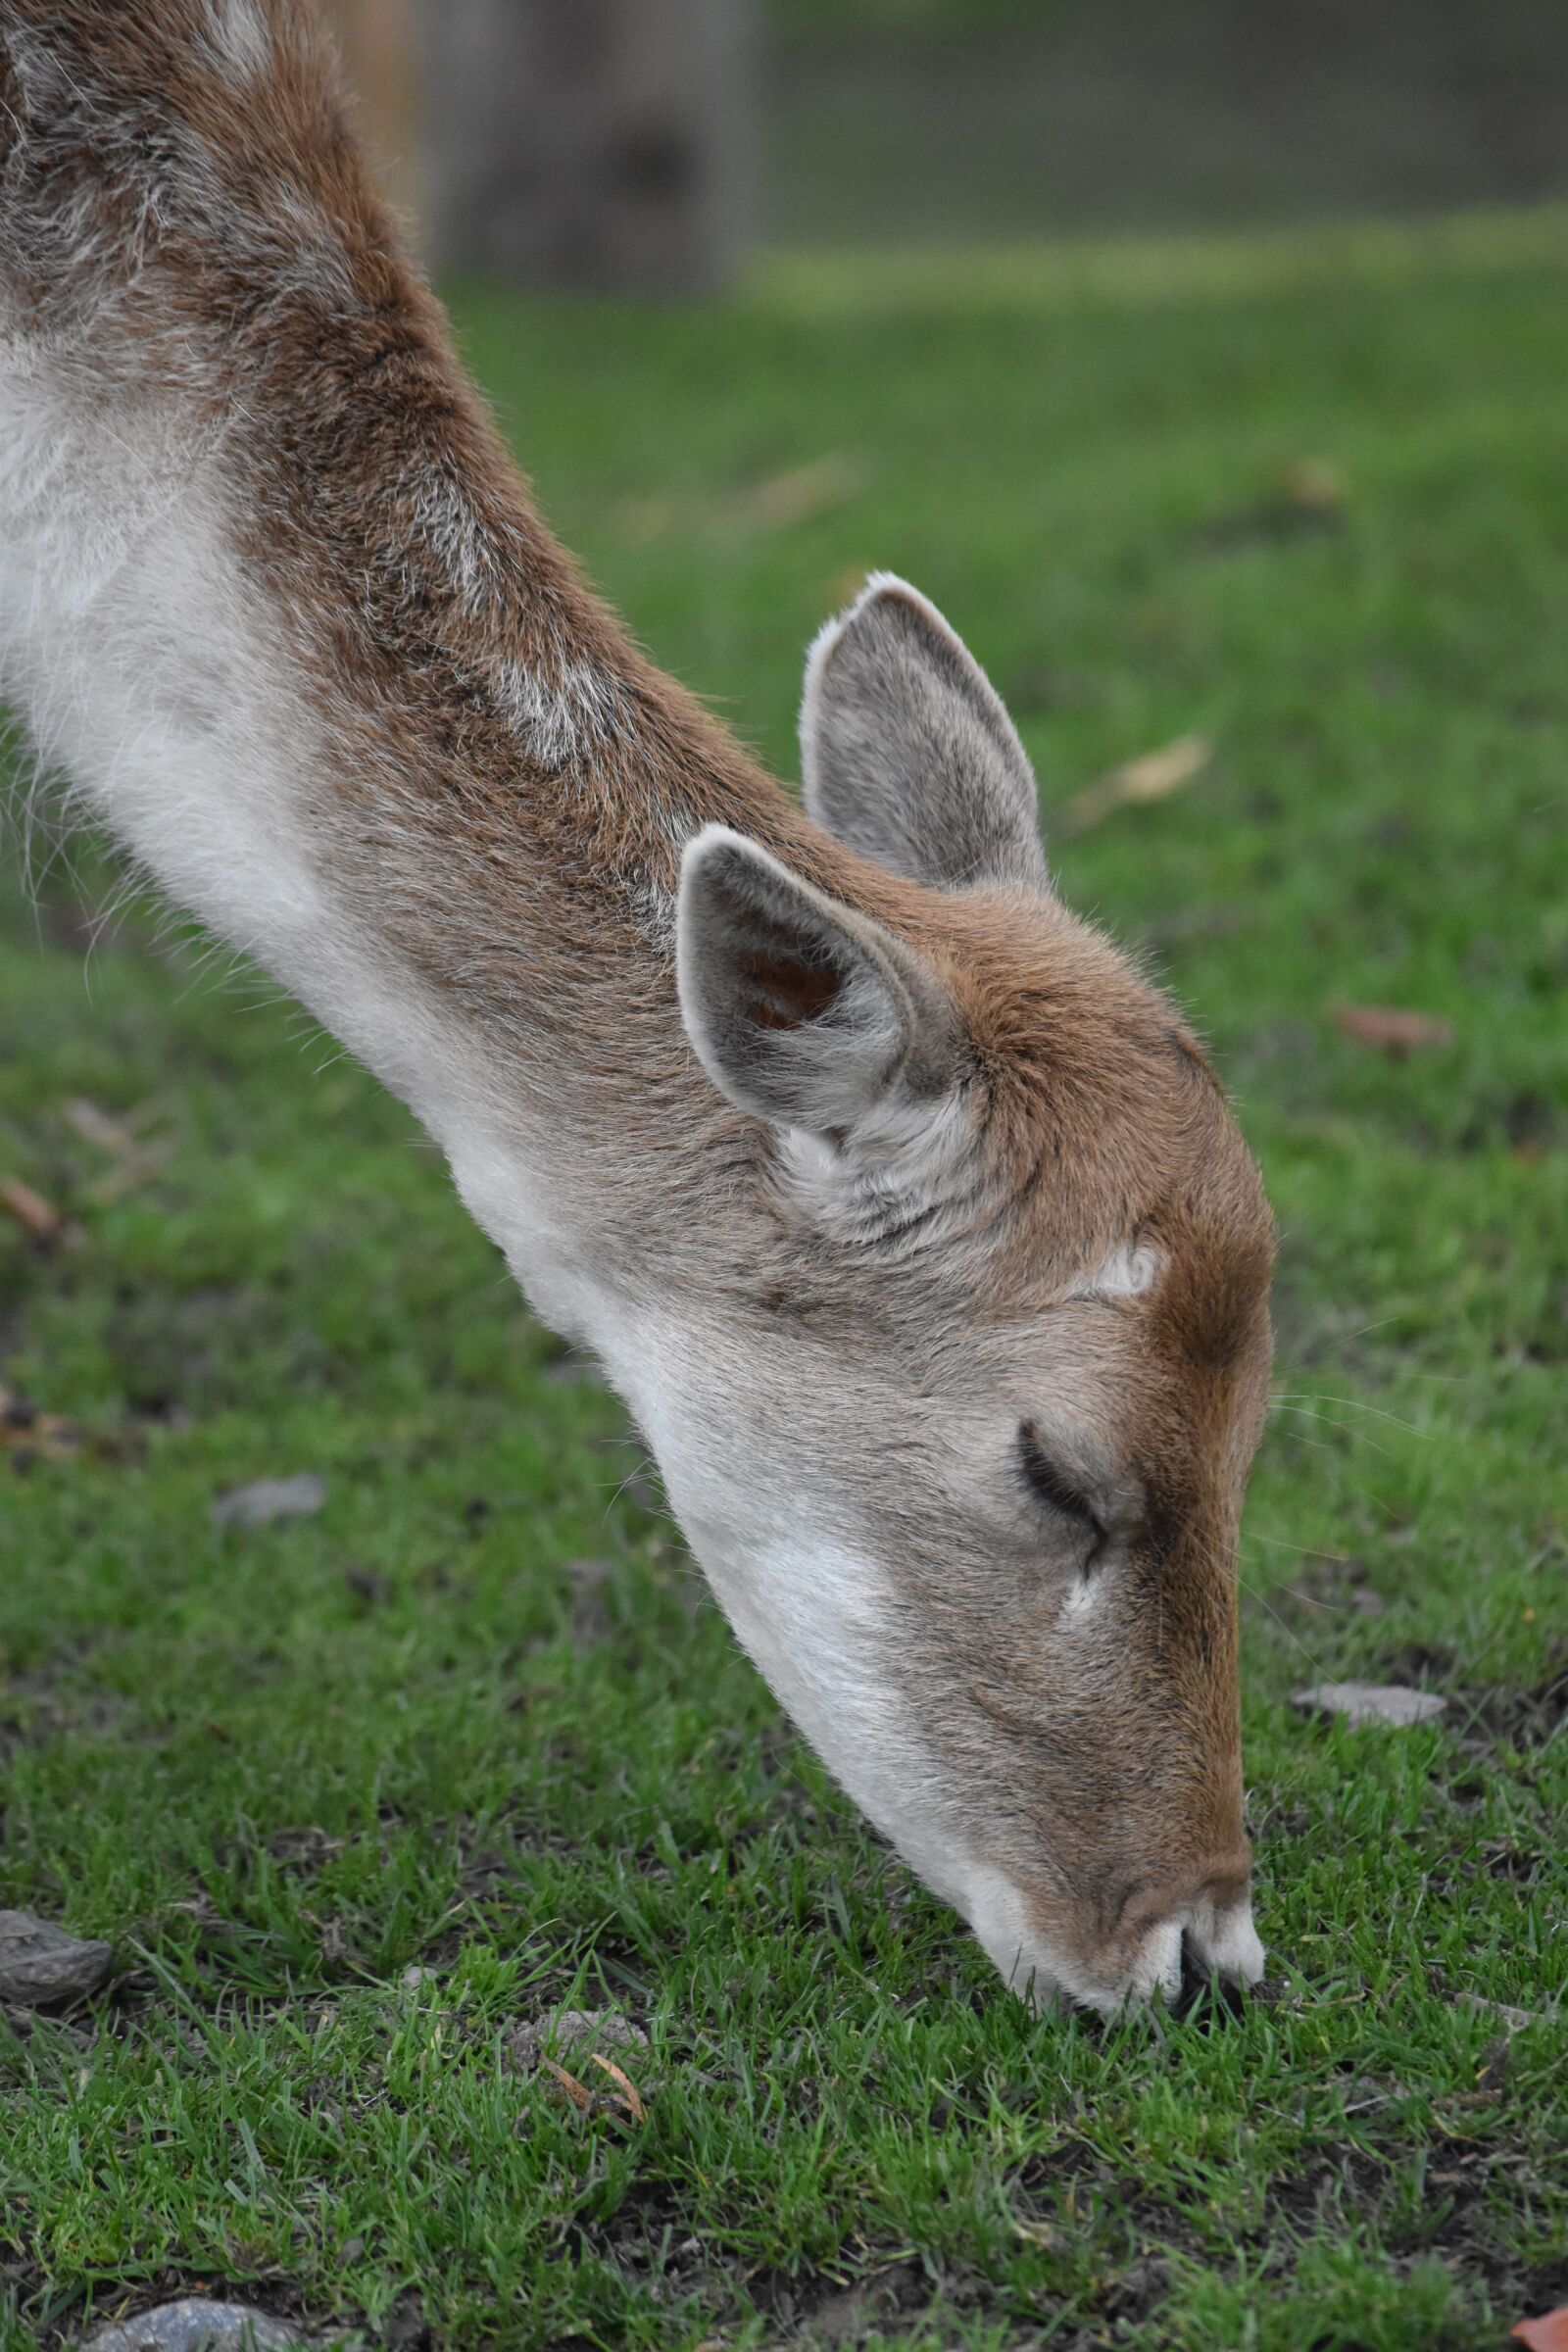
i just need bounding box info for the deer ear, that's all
[675,824,961,1150]
[800,573,1050,893]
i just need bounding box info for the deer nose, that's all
[1173,1880,1266,2005]
[1171,1926,1246,2018]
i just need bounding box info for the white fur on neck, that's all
[207,0,271,82]
[0,357,621,1348]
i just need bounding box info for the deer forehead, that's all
[1068,1241,1161,1301]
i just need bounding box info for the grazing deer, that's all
[0,0,1275,2013]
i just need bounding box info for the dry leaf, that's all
[1292,1682,1446,1729]
[822,562,875,612]
[1197,458,1348,550]
[1,1178,62,1240]
[612,493,677,545]
[1330,1003,1455,1055]
[89,1152,172,1208]
[591,2051,647,2123]
[62,1098,140,1154]
[1064,734,1210,833]
[1277,456,1348,514]
[63,1096,172,1204]
[540,2056,593,2110]
[1512,2309,1568,2352]
[736,452,868,531]
[616,454,867,545]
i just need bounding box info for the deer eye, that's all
[1017,1424,1108,1564]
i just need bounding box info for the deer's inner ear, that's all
[738,945,842,1030]
[675,823,961,1148]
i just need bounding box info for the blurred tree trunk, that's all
[320,0,426,238]
[417,0,756,294]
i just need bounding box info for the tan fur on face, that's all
[758,882,1278,1967]
[0,0,1277,2007]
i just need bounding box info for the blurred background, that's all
[2,11,1565,2338]
[323,0,1568,290]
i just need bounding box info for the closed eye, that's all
[1017,1423,1108,1564]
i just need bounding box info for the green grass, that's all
[3,210,1566,2350]
[771,0,1053,37]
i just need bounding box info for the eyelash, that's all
[1017,1425,1109,1562]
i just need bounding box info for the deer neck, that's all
[0,98,853,1357]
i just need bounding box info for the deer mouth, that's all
[963,1860,1265,2017]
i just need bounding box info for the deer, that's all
[0,0,1276,2016]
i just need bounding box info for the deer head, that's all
[650,576,1276,2013]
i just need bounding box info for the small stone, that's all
[509,2007,648,2071]
[1458,1991,1544,2034]
[81,2299,309,2351]
[211,1474,326,1530]
[1292,1682,1446,1728]
[400,1965,433,1989]
[0,1910,114,2007]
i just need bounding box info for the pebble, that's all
[0,1911,113,2007]
[1291,1682,1446,1728]
[82,2301,313,2352]
[211,1475,327,1530]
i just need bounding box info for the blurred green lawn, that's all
[1,212,1565,2350]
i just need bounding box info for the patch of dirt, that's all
[1363,2133,1568,2320]
[561,1555,614,1648]
[0,2245,50,2340]
[1376,1641,1460,1685]
[1455,1090,1566,1157]
[1194,491,1345,550]
[1270,2139,1393,2231]
[1465,1650,1568,1752]
[750,2257,937,2344]
[1001,663,1104,717]
[379,2292,431,2351]
[1002,2127,1568,2345]
[105,1284,328,1422]
[267,1826,347,1869]
[0,1669,141,1766]
[1255,1550,1389,1625]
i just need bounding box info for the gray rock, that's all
[0,1910,113,2007]
[509,2006,648,2071]
[1457,1991,1546,2034]
[1292,1681,1446,1728]
[211,1474,326,1530]
[82,2301,308,2352]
